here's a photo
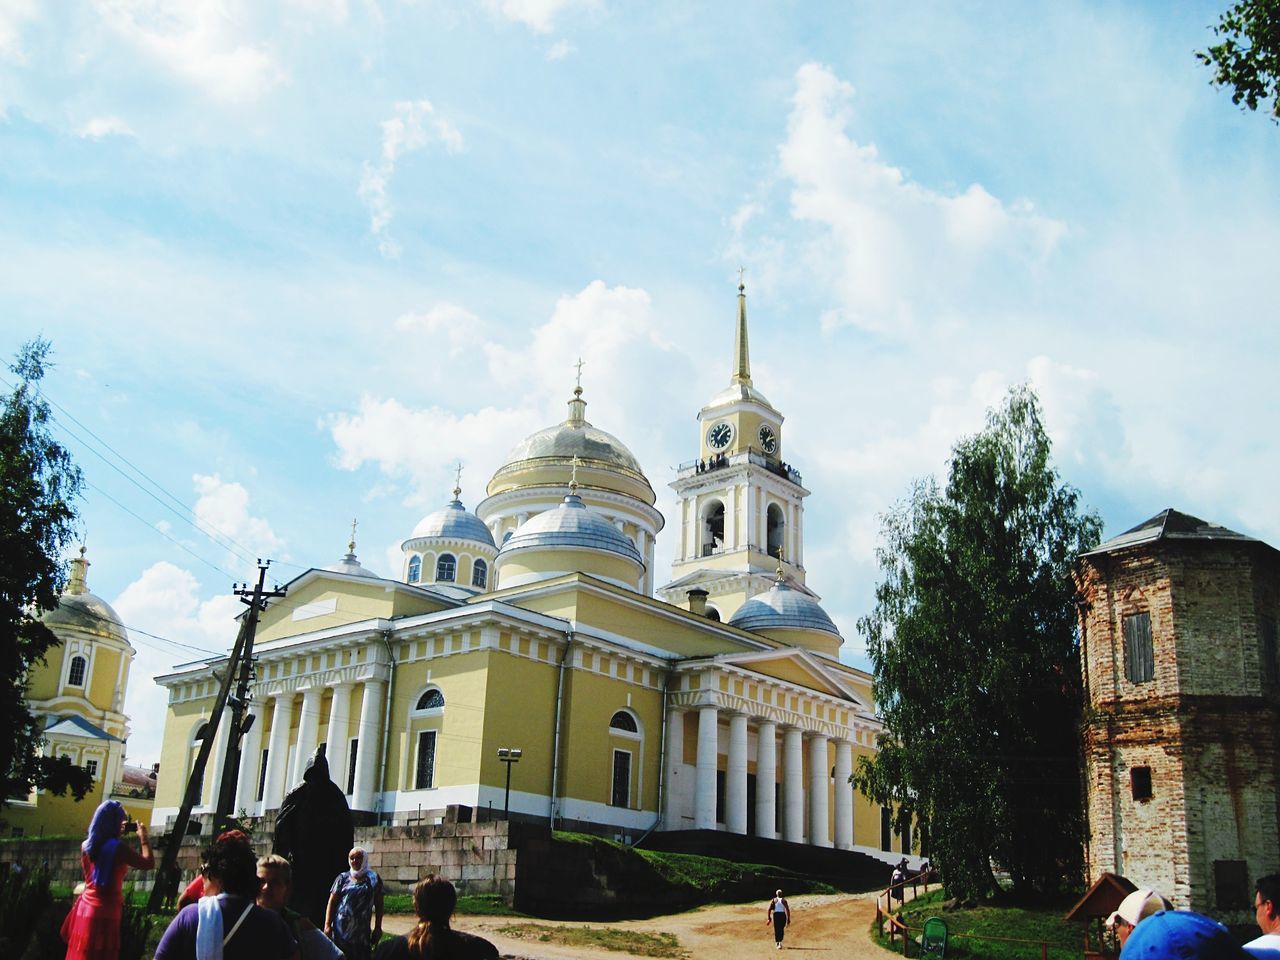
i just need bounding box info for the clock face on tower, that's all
[758,424,778,455]
[707,422,733,450]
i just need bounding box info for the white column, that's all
[725,714,748,835]
[234,701,266,813]
[694,704,719,830]
[352,678,386,812]
[326,683,353,794]
[262,693,295,811]
[291,685,323,785]
[808,734,831,847]
[834,739,854,850]
[206,712,232,811]
[782,726,805,843]
[726,485,738,550]
[755,720,777,839]
[664,707,684,830]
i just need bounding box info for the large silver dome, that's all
[501,421,645,477]
[499,494,642,564]
[729,581,840,637]
[411,500,496,547]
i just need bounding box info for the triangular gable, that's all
[44,714,119,741]
[708,648,869,708]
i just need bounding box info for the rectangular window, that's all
[1131,765,1153,801]
[1214,859,1250,910]
[715,770,725,824]
[902,818,912,854]
[881,806,892,851]
[256,749,269,801]
[611,750,632,808]
[84,760,99,780]
[1261,616,1278,686]
[1123,612,1155,683]
[347,738,358,795]
[415,731,437,790]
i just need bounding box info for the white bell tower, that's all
[657,282,811,622]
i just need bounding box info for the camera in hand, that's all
[123,819,138,834]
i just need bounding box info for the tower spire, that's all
[567,359,587,425]
[732,272,752,386]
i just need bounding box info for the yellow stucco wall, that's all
[255,577,452,645]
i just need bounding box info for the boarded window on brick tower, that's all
[1130,765,1153,801]
[1261,615,1278,687]
[1123,611,1154,683]
[1214,859,1250,910]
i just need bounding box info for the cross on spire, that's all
[348,518,358,554]
[775,544,786,581]
[737,265,746,291]
[569,455,581,493]
[453,460,463,500]
[574,357,585,391]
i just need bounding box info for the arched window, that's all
[705,607,722,622]
[67,655,87,687]
[407,555,422,583]
[436,554,456,582]
[471,558,488,589]
[609,710,638,733]
[192,722,209,743]
[415,688,445,711]
[502,530,513,544]
[767,503,785,559]
[701,500,725,556]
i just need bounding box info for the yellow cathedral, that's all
[151,285,889,853]
[6,549,155,836]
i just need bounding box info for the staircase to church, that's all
[636,830,889,890]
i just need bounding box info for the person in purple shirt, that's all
[154,832,298,960]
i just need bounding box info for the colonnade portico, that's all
[223,657,390,816]
[667,685,870,850]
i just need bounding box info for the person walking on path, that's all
[62,800,155,960]
[373,875,498,960]
[765,890,791,949]
[326,847,384,960]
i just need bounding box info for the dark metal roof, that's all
[1083,507,1268,558]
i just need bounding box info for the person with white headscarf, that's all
[154,832,297,960]
[326,847,384,960]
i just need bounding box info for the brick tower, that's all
[1075,508,1280,916]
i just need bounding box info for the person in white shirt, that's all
[1246,875,1280,959]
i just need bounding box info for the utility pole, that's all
[213,561,286,833]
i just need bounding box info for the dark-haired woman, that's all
[372,876,497,960]
[63,800,155,960]
[153,832,299,960]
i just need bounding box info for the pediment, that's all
[703,648,869,708]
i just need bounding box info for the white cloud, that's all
[546,38,574,61]
[192,473,285,574]
[77,115,136,140]
[113,562,242,767]
[359,99,463,259]
[395,302,484,357]
[0,0,39,64]
[92,0,286,103]
[780,62,1066,334]
[487,0,597,34]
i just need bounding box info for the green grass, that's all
[496,923,687,958]
[383,892,520,916]
[876,890,1082,960]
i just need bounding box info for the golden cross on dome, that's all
[737,265,746,289]
[569,455,581,493]
[775,544,785,580]
[348,518,358,554]
[574,357,585,390]
[453,460,463,499]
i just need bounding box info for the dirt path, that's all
[385,890,897,960]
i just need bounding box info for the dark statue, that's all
[273,746,355,927]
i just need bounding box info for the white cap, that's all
[1105,888,1172,928]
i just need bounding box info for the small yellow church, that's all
[6,550,154,837]
[151,285,889,853]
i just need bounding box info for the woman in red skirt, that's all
[63,799,155,960]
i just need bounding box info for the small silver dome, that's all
[326,551,380,579]
[499,494,642,564]
[42,551,128,644]
[729,580,840,636]
[411,500,496,547]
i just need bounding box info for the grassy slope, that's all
[878,890,1083,960]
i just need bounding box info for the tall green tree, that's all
[1198,0,1280,122]
[1,339,93,807]
[854,386,1102,901]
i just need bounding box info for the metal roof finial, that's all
[453,460,463,501]
[569,455,581,495]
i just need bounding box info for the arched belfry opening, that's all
[702,500,725,556]
[767,503,785,559]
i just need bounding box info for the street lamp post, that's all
[497,747,522,820]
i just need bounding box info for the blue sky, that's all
[3,1,1278,767]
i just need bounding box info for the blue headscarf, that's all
[82,800,126,887]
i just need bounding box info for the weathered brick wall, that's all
[1078,540,1280,920]
[356,820,517,897]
